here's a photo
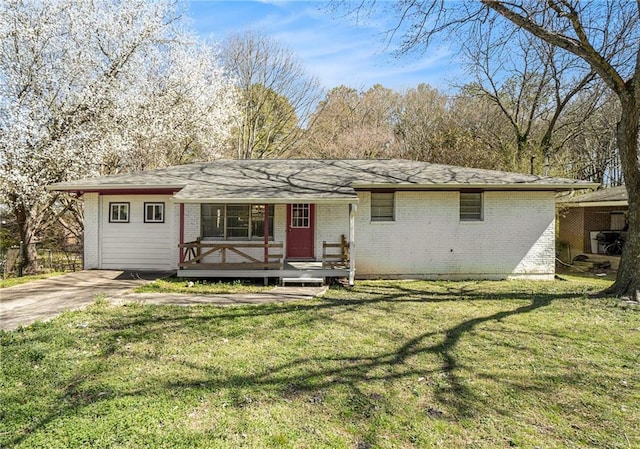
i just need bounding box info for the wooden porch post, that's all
[349,202,357,286]
[263,204,270,286]
[263,203,270,264]
[179,203,185,264]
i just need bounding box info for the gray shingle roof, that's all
[48,159,598,202]
[559,185,628,205]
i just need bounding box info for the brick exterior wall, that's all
[274,204,286,243]
[87,191,555,278]
[583,207,626,251]
[183,203,200,243]
[354,190,555,279]
[315,203,350,258]
[82,193,100,269]
[558,207,585,256]
[558,205,628,257]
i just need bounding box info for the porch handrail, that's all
[179,239,284,270]
[322,234,349,268]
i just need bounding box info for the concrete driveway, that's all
[0,270,327,331]
[0,270,167,331]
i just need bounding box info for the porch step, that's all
[281,277,324,286]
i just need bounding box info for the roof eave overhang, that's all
[558,200,629,208]
[46,184,185,194]
[173,197,359,204]
[352,183,600,192]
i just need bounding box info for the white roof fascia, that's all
[172,197,359,205]
[46,184,185,191]
[352,183,600,191]
[559,200,629,208]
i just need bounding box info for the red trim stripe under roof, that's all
[79,188,181,195]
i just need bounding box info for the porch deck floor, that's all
[177,261,349,280]
[285,261,324,270]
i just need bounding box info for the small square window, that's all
[371,192,394,221]
[460,192,483,221]
[109,202,130,223]
[144,203,164,223]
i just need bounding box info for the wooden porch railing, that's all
[322,234,349,268]
[179,238,284,270]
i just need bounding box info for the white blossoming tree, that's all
[0,0,237,272]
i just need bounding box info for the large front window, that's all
[201,204,274,240]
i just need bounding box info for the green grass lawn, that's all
[134,277,272,294]
[0,272,66,288]
[1,278,638,448]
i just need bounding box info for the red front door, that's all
[287,204,315,259]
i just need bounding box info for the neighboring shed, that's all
[557,185,628,258]
[48,159,597,284]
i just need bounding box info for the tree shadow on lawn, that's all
[4,285,596,447]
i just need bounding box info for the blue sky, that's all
[186,0,465,92]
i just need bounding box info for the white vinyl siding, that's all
[101,195,173,270]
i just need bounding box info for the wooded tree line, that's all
[288,82,622,186]
[220,28,624,187]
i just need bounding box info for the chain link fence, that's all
[1,244,82,279]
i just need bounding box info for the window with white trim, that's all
[109,202,129,223]
[460,192,483,221]
[201,204,274,240]
[290,204,310,227]
[144,202,165,223]
[371,192,395,221]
